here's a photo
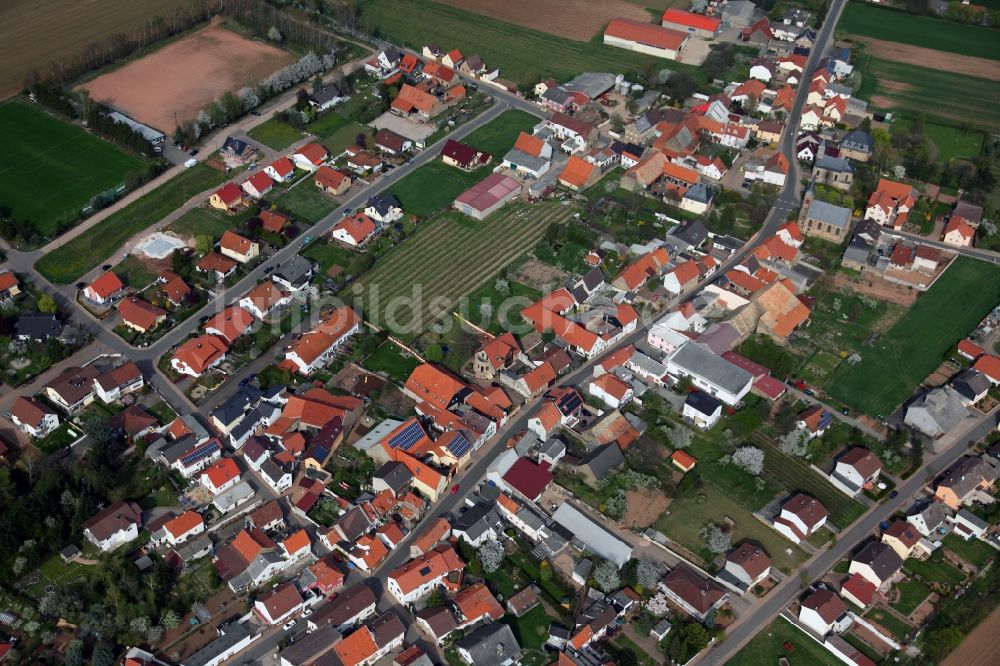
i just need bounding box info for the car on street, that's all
[198,315,210,323]
[250,110,262,116]
[841,407,849,415]
[450,483,460,494]
[890,490,898,498]
[803,389,815,396]
[283,620,296,631]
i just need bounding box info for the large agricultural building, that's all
[603,19,689,61]
[661,8,722,39]
[453,173,522,220]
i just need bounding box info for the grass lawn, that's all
[354,203,573,338]
[139,483,179,510]
[852,53,1000,132]
[827,257,1000,416]
[728,615,843,666]
[114,255,156,289]
[608,635,658,666]
[34,423,80,454]
[895,118,986,162]
[307,112,366,155]
[462,110,540,157]
[146,398,176,424]
[501,605,553,651]
[0,99,148,237]
[248,116,304,151]
[168,205,240,242]
[301,239,367,276]
[864,607,914,641]
[655,488,807,574]
[893,579,931,616]
[905,558,967,586]
[36,163,231,283]
[363,341,420,384]
[357,0,704,85]
[27,555,89,597]
[762,446,867,527]
[276,184,339,224]
[464,274,541,334]
[943,534,998,568]
[838,3,1000,61]
[387,161,489,217]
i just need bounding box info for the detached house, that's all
[773,493,828,544]
[832,447,882,496]
[292,143,329,172]
[265,156,295,183]
[83,501,142,552]
[502,132,552,179]
[331,213,378,247]
[93,361,144,404]
[849,541,903,589]
[441,139,491,171]
[865,179,916,230]
[281,306,361,375]
[241,171,274,200]
[9,395,60,438]
[315,166,352,196]
[659,564,728,621]
[196,253,238,282]
[219,230,259,264]
[934,456,997,509]
[799,589,849,636]
[724,542,772,589]
[364,193,403,225]
[209,183,243,211]
[171,334,228,377]
[239,280,291,320]
[200,458,242,495]
[881,520,923,560]
[83,271,124,305]
[117,297,167,333]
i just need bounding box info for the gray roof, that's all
[671,219,709,247]
[366,193,402,216]
[909,501,950,531]
[212,385,265,427]
[273,255,314,288]
[685,390,722,417]
[564,72,616,99]
[537,437,566,459]
[852,541,903,581]
[181,622,253,666]
[551,502,632,567]
[212,481,255,513]
[955,508,988,530]
[353,418,404,451]
[542,86,572,105]
[669,342,754,396]
[937,455,998,499]
[172,535,213,562]
[310,84,346,105]
[108,111,165,142]
[455,622,520,666]
[279,624,341,665]
[952,369,991,402]
[805,199,852,230]
[15,312,63,340]
[581,267,606,292]
[453,503,502,541]
[578,443,625,481]
[629,350,667,378]
[905,387,970,437]
[515,506,546,534]
[683,182,712,204]
[374,460,413,493]
[502,148,550,173]
[724,0,756,20]
[815,154,854,174]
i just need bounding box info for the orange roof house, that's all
[84,271,125,303]
[331,212,378,247]
[171,334,228,377]
[117,297,167,333]
[293,142,329,169]
[957,339,985,361]
[164,510,204,542]
[661,8,721,35]
[974,354,1000,384]
[219,230,259,263]
[204,305,255,344]
[259,210,291,234]
[753,280,810,342]
[315,165,352,195]
[672,449,698,472]
[200,457,241,493]
[391,84,443,117]
[209,182,243,211]
[195,253,238,280]
[943,216,974,247]
[514,132,546,158]
[403,363,468,411]
[558,156,598,191]
[282,306,361,375]
[266,156,295,181]
[452,582,504,626]
[612,248,670,292]
[386,544,465,603]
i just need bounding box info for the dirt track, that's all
[434,0,653,41]
[76,23,294,132]
[942,604,1000,666]
[854,36,1000,82]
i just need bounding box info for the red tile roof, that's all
[606,18,688,50]
[173,334,228,374]
[220,230,256,257]
[202,457,240,489]
[671,450,697,470]
[87,271,124,299]
[662,8,721,32]
[404,363,467,410]
[204,305,254,343]
[296,142,328,166]
[958,338,985,360]
[243,170,273,194]
[388,544,465,595]
[316,165,350,191]
[840,573,876,607]
[164,510,203,540]
[269,156,294,179]
[214,182,242,206]
[117,296,166,330]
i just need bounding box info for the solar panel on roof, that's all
[446,433,472,458]
[387,420,424,451]
[180,440,219,468]
[558,392,582,414]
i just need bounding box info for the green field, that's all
[828,257,1000,416]
[0,100,147,236]
[358,0,703,85]
[893,580,931,615]
[168,206,239,241]
[36,163,231,283]
[854,54,1000,132]
[655,489,807,574]
[864,608,914,641]
[729,616,843,666]
[248,117,304,151]
[905,558,968,586]
[354,203,572,337]
[463,110,540,157]
[276,185,339,224]
[943,534,998,568]
[363,341,420,383]
[892,118,985,162]
[838,4,1000,61]
[762,446,866,527]
[388,161,489,217]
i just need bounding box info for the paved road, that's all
[894,228,1000,264]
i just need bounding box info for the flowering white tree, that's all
[238,86,260,111]
[779,429,809,457]
[732,446,764,476]
[636,561,661,590]
[322,51,338,70]
[267,26,283,42]
[669,425,694,449]
[478,539,504,574]
[700,523,730,554]
[593,560,620,592]
[645,591,670,617]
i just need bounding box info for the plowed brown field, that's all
[852,36,1000,81]
[434,0,655,41]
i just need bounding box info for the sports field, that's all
[36,163,230,283]
[837,4,1000,61]
[358,0,703,84]
[0,100,147,236]
[352,202,572,336]
[827,257,1000,416]
[854,55,1000,132]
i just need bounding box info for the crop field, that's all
[854,55,1000,132]
[463,110,540,157]
[353,203,573,336]
[0,0,193,99]
[77,25,295,132]
[36,163,230,283]
[827,257,1000,417]
[0,100,147,236]
[433,0,652,41]
[762,446,866,527]
[357,0,703,85]
[837,4,1000,61]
